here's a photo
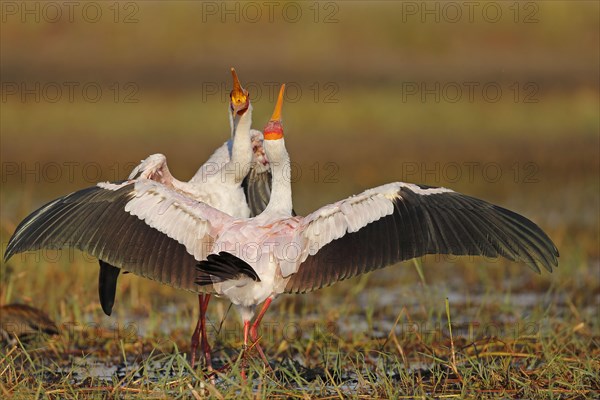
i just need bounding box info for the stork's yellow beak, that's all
[230,67,249,115]
[264,84,285,141]
[270,84,285,122]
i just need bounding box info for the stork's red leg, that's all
[200,294,212,370]
[249,297,273,368]
[190,293,212,370]
[190,296,202,368]
[241,320,251,381]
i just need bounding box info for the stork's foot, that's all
[189,341,214,371]
[248,296,274,372]
[190,293,213,371]
[201,338,213,371]
[190,319,201,369]
[237,297,274,380]
[249,328,272,371]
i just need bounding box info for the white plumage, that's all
[4,81,558,373]
[4,68,274,371]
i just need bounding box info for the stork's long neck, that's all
[263,139,293,216]
[227,105,253,184]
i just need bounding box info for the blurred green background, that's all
[1,1,598,317]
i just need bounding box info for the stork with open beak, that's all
[192,84,559,365]
[6,68,273,370]
[4,84,558,375]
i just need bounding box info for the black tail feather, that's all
[98,260,121,316]
[196,252,260,286]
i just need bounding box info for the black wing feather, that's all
[285,185,558,294]
[4,184,209,293]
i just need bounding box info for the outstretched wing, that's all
[99,153,186,310]
[284,182,558,294]
[4,180,233,292]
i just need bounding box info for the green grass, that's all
[0,284,597,398]
[1,242,598,398]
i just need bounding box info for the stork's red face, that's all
[264,84,285,141]
[230,68,249,116]
[263,120,283,141]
